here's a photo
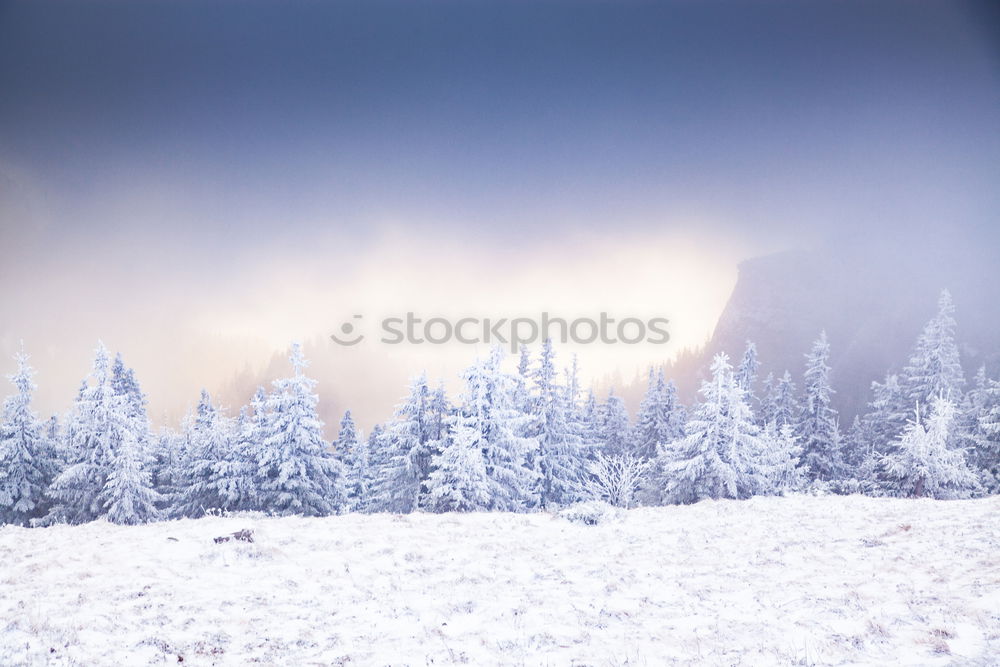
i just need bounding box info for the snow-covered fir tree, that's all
[735,340,760,398]
[335,409,372,511]
[372,374,434,513]
[654,353,767,504]
[425,417,494,512]
[353,423,384,512]
[577,390,602,453]
[43,343,153,525]
[759,422,804,494]
[256,343,346,516]
[881,396,979,499]
[633,370,686,460]
[101,422,160,525]
[427,348,539,511]
[769,371,800,429]
[173,390,235,517]
[901,290,965,408]
[960,368,1000,493]
[0,347,58,525]
[530,339,586,507]
[797,332,843,482]
[599,391,632,456]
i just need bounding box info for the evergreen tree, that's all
[530,339,585,507]
[44,344,129,524]
[633,370,686,460]
[881,397,979,499]
[256,343,345,516]
[101,425,160,525]
[173,390,234,517]
[599,391,632,456]
[770,371,800,429]
[214,407,258,512]
[426,348,539,511]
[425,418,493,512]
[758,372,775,425]
[735,340,760,397]
[372,375,432,513]
[353,423,384,512]
[797,332,843,482]
[0,347,58,525]
[760,422,804,494]
[901,290,965,408]
[655,354,767,504]
[962,368,1000,493]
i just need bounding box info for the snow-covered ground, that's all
[1,495,998,666]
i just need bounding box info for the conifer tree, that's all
[372,375,432,513]
[633,370,686,460]
[101,425,160,525]
[881,397,978,499]
[735,340,760,397]
[901,290,965,407]
[426,348,539,511]
[0,347,58,525]
[256,343,345,516]
[44,344,128,524]
[797,332,843,482]
[530,339,585,507]
[600,391,632,456]
[655,354,767,504]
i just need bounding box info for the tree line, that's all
[1,290,997,526]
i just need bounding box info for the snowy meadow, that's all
[2,495,998,665]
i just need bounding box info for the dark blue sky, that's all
[2,0,998,249]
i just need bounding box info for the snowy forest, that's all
[1,289,998,527]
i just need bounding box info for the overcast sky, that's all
[1,1,998,426]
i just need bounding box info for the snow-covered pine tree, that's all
[735,340,760,398]
[633,370,686,460]
[426,348,538,511]
[655,353,767,504]
[354,423,384,512]
[425,418,493,512]
[256,343,345,516]
[43,343,142,525]
[758,372,775,425]
[101,423,160,525]
[759,422,804,494]
[860,373,908,456]
[881,397,979,499]
[530,339,586,507]
[770,371,799,429]
[335,410,359,470]
[0,347,59,525]
[172,390,229,516]
[600,391,632,456]
[149,427,186,512]
[901,290,966,408]
[372,374,432,513]
[213,406,259,512]
[797,332,843,483]
[958,367,1000,493]
[578,389,602,453]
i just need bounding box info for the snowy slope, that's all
[1,495,998,666]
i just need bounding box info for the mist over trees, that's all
[1,290,996,526]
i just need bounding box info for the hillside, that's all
[640,241,1000,420]
[2,496,998,665]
